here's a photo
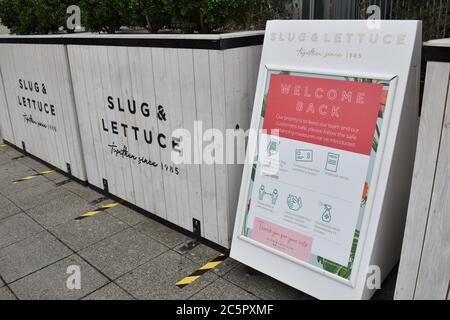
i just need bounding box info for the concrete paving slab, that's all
[190,278,259,300]
[0,163,35,188]
[49,212,128,251]
[0,146,10,154]
[26,188,96,228]
[2,146,23,158]
[0,213,43,249]
[10,254,109,300]
[82,283,134,300]
[50,175,73,187]
[116,250,218,300]
[79,228,169,280]
[176,242,221,265]
[0,286,16,300]
[62,182,103,203]
[0,154,28,166]
[134,220,190,249]
[2,179,58,211]
[0,156,14,167]
[1,175,50,196]
[0,153,400,300]
[211,257,241,277]
[174,242,239,276]
[42,170,67,182]
[0,163,31,176]
[0,193,22,220]
[0,153,14,168]
[224,264,313,300]
[0,153,23,165]
[107,204,151,226]
[17,157,51,172]
[0,231,72,283]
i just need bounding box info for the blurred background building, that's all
[286,0,449,40]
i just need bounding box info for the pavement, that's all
[0,144,397,300]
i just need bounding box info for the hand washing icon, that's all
[287,195,302,211]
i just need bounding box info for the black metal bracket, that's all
[102,178,109,193]
[193,218,201,238]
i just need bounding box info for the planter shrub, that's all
[0,0,72,34]
[79,0,141,34]
[170,0,253,33]
[0,0,287,34]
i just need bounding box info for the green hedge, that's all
[0,0,287,34]
[0,0,72,34]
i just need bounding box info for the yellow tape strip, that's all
[176,276,201,287]
[75,202,119,220]
[79,211,100,218]
[102,202,119,209]
[40,169,56,174]
[199,261,223,270]
[176,254,227,288]
[13,169,56,183]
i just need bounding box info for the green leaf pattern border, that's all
[241,69,391,280]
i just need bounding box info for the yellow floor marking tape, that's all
[75,202,119,220]
[176,254,227,288]
[13,169,56,183]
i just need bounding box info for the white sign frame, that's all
[230,20,422,300]
[237,65,398,287]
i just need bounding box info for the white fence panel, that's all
[0,42,86,180]
[67,33,263,247]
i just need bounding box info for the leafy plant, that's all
[79,0,141,33]
[0,0,72,34]
[170,0,253,33]
[0,0,286,34]
[137,0,172,33]
[246,0,288,30]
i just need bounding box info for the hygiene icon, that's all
[266,138,280,157]
[321,203,332,223]
[258,185,279,205]
[325,152,340,172]
[287,195,302,211]
[295,149,313,162]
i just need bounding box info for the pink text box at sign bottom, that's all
[252,217,313,262]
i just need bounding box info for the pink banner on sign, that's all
[252,217,313,262]
[263,74,384,155]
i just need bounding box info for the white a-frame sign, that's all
[230,20,422,300]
